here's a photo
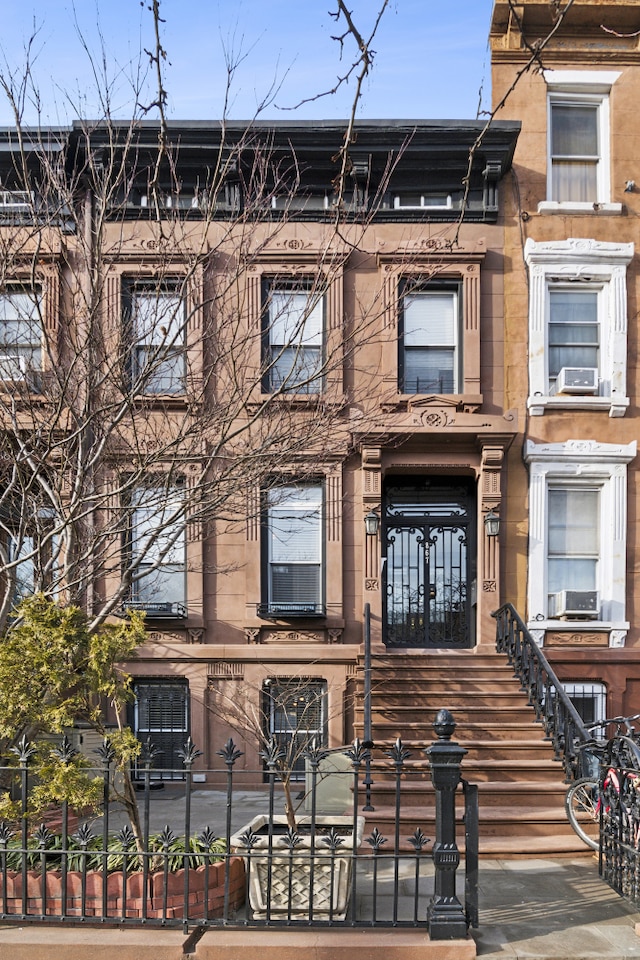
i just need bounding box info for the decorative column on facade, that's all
[478,443,505,645]
[325,465,343,624]
[480,444,504,593]
[362,447,382,592]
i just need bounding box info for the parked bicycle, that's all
[565,714,640,850]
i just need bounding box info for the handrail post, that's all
[426,709,468,939]
[362,602,374,810]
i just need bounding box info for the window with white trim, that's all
[541,70,621,213]
[128,483,186,615]
[126,281,186,394]
[262,483,323,617]
[263,283,323,394]
[564,681,607,730]
[524,238,633,417]
[0,288,42,380]
[547,486,599,617]
[399,284,460,394]
[525,439,635,642]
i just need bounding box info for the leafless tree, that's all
[0,1,396,633]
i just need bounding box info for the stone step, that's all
[359,779,567,808]
[359,730,552,759]
[363,803,577,841]
[356,716,544,741]
[362,691,533,708]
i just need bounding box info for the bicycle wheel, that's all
[565,777,600,850]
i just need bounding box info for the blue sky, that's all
[0,0,495,125]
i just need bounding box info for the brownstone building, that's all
[0,117,520,777]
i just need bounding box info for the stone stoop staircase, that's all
[353,650,589,857]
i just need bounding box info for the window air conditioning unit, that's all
[556,367,598,395]
[552,590,599,619]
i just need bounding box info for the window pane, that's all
[130,286,186,393]
[551,104,598,157]
[548,558,597,595]
[552,162,598,203]
[270,346,322,393]
[269,291,322,346]
[268,486,321,563]
[133,291,185,345]
[404,348,455,393]
[404,292,455,346]
[548,488,599,555]
[267,289,323,392]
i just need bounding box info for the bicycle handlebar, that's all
[583,714,640,740]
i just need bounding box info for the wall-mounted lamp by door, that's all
[484,509,500,538]
[364,510,380,537]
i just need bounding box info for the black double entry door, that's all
[382,476,476,649]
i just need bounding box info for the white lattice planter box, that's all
[231,814,365,920]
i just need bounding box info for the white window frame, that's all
[540,70,621,215]
[393,195,452,210]
[0,287,43,381]
[399,285,460,395]
[524,238,633,417]
[129,282,187,395]
[264,482,324,616]
[129,483,186,612]
[264,285,324,395]
[525,439,636,645]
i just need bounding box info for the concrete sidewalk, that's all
[472,857,640,959]
[0,856,636,959]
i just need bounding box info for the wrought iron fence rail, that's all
[600,734,640,906]
[0,719,475,936]
[493,603,590,781]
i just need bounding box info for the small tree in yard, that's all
[211,673,337,829]
[0,594,146,842]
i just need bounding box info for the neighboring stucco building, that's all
[491,0,640,724]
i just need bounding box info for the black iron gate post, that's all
[426,708,469,939]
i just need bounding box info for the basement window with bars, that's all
[262,678,327,781]
[564,681,607,733]
[132,679,190,780]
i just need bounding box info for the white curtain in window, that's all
[547,488,599,595]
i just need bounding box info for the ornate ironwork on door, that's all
[383,478,475,648]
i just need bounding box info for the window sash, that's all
[266,484,323,606]
[131,485,186,604]
[550,100,601,202]
[401,289,458,393]
[265,288,323,393]
[130,286,186,394]
[0,290,43,377]
[548,288,599,381]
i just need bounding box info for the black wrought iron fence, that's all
[0,712,476,938]
[599,733,640,906]
[493,603,590,780]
